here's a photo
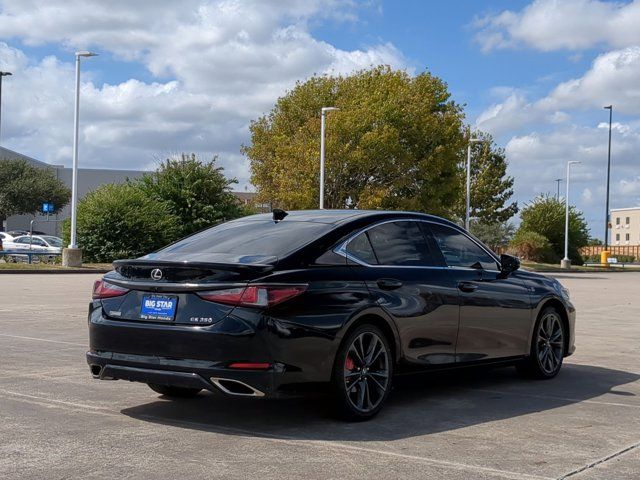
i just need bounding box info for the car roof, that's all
[233,209,458,227]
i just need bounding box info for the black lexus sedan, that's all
[87,210,575,420]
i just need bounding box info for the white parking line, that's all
[0,388,553,480]
[558,441,640,479]
[475,388,640,409]
[0,333,86,347]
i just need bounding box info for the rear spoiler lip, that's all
[112,258,277,272]
[101,277,251,292]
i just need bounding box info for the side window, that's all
[15,237,28,244]
[366,221,437,266]
[346,232,378,265]
[428,223,498,270]
[32,238,46,246]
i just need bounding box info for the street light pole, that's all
[562,161,581,269]
[0,71,12,144]
[319,107,339,209]
[65,51,97,266]
[603,105,613,249]
[465,138,483,231]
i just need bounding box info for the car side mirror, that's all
[500,254,520,275]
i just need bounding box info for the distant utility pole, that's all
[0,71,12,144]
[555,178,562,201]
[603,105,613,250]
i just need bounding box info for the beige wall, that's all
[611,208,640,246]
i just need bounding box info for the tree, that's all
[469,219,515,251]
[62,183,178,263]
[454,132,518,223]
[509,230,555,263]
[244,66,517,219]
[243,67,448,213]
[136,154,249,237]
[0,159,70,225]
[516,195,590,263]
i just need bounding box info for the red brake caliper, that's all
[345,356,355,371]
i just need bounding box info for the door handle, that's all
[458,281,478,293]
[376,278,403,290]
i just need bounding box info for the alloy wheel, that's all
[343,331,390,413]
[536,312,564,375]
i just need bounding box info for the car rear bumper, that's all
[87,350,282,397]
[87,302,340,396]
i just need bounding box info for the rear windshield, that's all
[158,220,334,259]
[41,236,62,247]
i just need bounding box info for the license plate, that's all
[140,295,178,321]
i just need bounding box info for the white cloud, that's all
[0,1,406,186]
[474,0,640,53]
[502,123,640,232]
[476,46,640,135]
[541,47,640,113]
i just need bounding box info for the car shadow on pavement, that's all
[121,363,638,442]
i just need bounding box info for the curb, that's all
[0,269,110,274]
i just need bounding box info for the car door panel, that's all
[426,223,533,363]
[358,266,460,365]
[344,220,460,367]
[453,269,532,362]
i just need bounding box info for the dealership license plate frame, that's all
[140,294,178,321]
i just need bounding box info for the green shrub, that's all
[136,154,250,237]
[518,195,589,264]
[62,183,179,263]
[509,230,555,263]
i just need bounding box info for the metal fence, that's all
[0,251,61,264]
[581,245,640,258]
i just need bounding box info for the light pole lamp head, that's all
[604,105,612,110]
[76,51,98,58]
[321,107,339,114]
[0,71,12,76]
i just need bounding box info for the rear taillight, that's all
[92,280,129,299]
[197,284,307,308]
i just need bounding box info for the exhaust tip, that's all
[90,364,102,378]
[210,377,265,397]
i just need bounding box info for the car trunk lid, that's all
[99,255,277,325]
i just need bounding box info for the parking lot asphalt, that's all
[0,272,638,479]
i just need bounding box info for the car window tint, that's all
[428,224,498,270]
[367,221,436,266]
[14,237,28,244]
[346,232,378,265]
[159,220,334,259]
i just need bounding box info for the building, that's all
[1,147,146,236]
[610,207,640,247]
[1,147,267,237]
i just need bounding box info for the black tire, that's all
[332,324,393,421]
[517,307,565,379]
[147,383,202,398]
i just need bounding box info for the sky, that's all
[1,0,639,239]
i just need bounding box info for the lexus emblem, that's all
[150,269,163,281]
